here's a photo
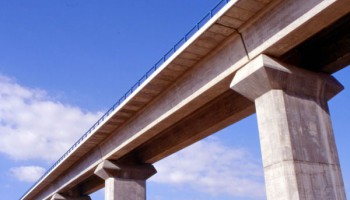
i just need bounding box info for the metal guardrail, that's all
[20,0,230,198]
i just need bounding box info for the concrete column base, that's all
[105,177,146,200]
[94,160,156,200]
[231,54,346,200]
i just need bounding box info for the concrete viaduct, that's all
[21,0,350,199]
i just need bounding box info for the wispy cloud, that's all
[10,166,45,182]
[151,138,266,199]
[0,75,102,161]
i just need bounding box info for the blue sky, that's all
[0,0,348,199]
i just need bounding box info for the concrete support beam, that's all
[50,193,91,200]
[20,0,350,199]
[231,55,347,200]
[94,160,156,200]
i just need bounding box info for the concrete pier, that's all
[231,55,347,200]
[94,160,156,200]
[19,0,350,199]
[50,193,91,200]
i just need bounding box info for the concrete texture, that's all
[241,0,350,58]
[94,160,156,200]
[231,54,347,200]
[21,0,350,199]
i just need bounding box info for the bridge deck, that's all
[21,0,350,199]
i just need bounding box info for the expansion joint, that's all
[236,30,250,60]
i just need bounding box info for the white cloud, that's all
[0,74,265,199]
[0,75,102,161]
[151,138,266,199]
[10,166,45,182]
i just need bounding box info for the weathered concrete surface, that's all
[21,0,350,199]
[94,160,156,200]
[123,90,254,164]
[231,55,346,200]
[242,0,350,58]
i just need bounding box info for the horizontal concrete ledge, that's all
[94,160,156,180]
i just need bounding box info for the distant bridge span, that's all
[21,0,350,199]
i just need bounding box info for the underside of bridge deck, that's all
[21,0,350,199]
[281,12,350,74]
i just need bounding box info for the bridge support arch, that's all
[231,54,347,200]
[94,160,156,200]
